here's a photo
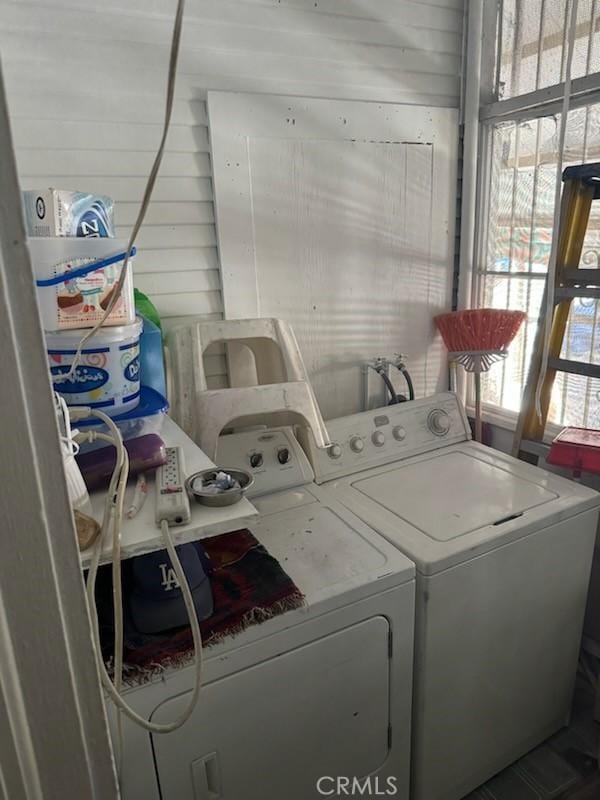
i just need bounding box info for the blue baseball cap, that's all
[129,542,213,634]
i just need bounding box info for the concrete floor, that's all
[463,687,600,800]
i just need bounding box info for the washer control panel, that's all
[216,427,314,497]
[301,392,471,483]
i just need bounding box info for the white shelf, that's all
[80,416,258,568]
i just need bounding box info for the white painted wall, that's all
[0,0,464,391]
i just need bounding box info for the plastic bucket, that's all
[47,318,143,416]
[28,237,136,332]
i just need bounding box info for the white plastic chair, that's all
[165,318,331,459]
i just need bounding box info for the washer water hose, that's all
[370,357,415,405]
[378,367,402,404]
[394,360,415,401]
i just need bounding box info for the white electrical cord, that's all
[73,408,203,735]
[534,0,579,419]
[111,442,128,776]
[55,0,186,385]
[55,393,81,456]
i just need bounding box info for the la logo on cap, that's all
[159,563,180,592]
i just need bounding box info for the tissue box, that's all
[22,189,114,238]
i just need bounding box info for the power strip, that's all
[155,446,191,526]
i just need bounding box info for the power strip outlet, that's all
[155,446,191,526]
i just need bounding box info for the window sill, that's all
[465,403,564,443]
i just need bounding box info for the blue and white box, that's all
[22,188,114,238]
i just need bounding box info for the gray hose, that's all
[376,369,400,404]
[397,365,415,401]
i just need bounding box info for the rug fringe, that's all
[119,591,305,687]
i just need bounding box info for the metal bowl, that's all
[185,468,254,507]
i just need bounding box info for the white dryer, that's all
[110,426,415,800]
[302,392,600,800]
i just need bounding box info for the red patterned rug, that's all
[97,529,304,685]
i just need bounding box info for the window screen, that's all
[497,0,600,99]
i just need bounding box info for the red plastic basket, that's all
[547,427,600,474]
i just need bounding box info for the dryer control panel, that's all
[300,392,471,483]
[216,427,314,498]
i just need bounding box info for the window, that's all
[476,0,600,429]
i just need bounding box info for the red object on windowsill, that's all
[547,427,600,476]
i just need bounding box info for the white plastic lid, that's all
[45,316,143,348]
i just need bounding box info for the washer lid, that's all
[354,450,558,541]
[337,442,600,574]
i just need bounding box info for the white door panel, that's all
[208,93,458,419]
[151,617,391,800]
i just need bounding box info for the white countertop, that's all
[80,417,258,568]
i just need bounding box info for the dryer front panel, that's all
[151,616,392,800]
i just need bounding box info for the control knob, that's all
[392,426,406,441]
[328,444,342,459]
[277,447,291,465]
[350,436,364,453]
[372,431,385,447]
[249,452,263,468]
[427,409,451,436]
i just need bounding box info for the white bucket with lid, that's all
[47,318,143,416]
[29,237,136,332]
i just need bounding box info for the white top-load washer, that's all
[301,392,600,800]
[110,425,415,800]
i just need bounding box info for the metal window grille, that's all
[477,0,600,427]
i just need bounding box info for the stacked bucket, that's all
[25,189,144,418]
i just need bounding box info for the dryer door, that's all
[151,616,391,800]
